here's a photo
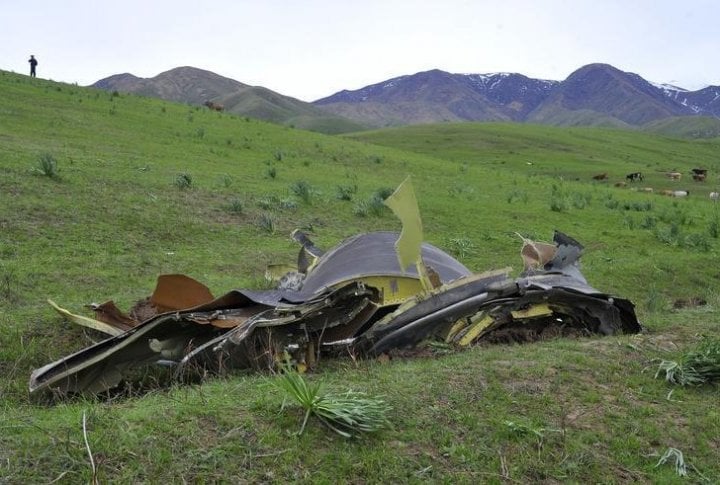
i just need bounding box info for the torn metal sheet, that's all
[30,180,641,396]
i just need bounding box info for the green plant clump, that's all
[655,336,720,386]
[274,369,391,438]
[33,152,59,179]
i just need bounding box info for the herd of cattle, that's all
[591,168,718,199]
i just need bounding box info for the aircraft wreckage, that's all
[30,179,641,395]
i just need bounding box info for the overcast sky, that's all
[2,0,717,102]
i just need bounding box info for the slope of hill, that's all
[315,64,719,134]
[315,69,554,125]
[526,63,694,126]
[642,115,720,139]
[92,67,366,134]
[658,84,720,118]
[2,70,719,483]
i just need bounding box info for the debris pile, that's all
[30,180,640,395]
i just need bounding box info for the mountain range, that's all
[93,64,720,137]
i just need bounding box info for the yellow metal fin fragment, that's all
[47,299,124,337]
[511,303,553,319]
[458,313,495,347]
[383,176,433,290]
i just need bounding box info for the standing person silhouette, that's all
[28,55,38,77]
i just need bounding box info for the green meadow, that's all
[1,70,718,483]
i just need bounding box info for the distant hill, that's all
[314,64,720,137]
[92,67,366,134]
[93,64,720,138]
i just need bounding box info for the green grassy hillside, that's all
[643,116,720,139]
[1,71,718,483]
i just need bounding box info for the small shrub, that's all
[654,337,720,386]
[550,195,569,212]
[33,153,59,179]
[446,237,476,259]
[225,198,244,214]
[174,172,193,190]
[279,198,298,210]
[290,180,313,204]
[353,201,369,218]
[257,196,279,210]
[645,285,666,313]
[274,368,391,437]
[219,174,233,188]
[256,213,276,234]
[374,187,394,200]
[571,191,591,209]
[604,197,619,210]
[682,233,711,252]
[639,215,657,229]
[335,184,357,201]
[622,215,636,230]
[506,189,528,204]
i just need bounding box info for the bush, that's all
[225,198,244,214]
[446,237,476,259]
[255,213,275,234]
[336,184,357,201]
[290,180,313,204]
[33,153,59,179]
[174,172,193,190]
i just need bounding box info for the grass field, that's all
[1,70,719,483]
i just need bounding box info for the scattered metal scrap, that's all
[29,179,641,395]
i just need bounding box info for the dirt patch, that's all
[672,297,707,309]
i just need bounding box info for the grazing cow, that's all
[204,101,224,111]
[626,172,643,182]
[710,192,719,201]
[692,168,708,176]
[592,173,608,181]
[672,190,689,197]
[659,189,674,196]
[614,181,627,188]
[666,172,682,180]
[692,173,707,182]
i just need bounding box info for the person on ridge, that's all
[28,55,38,77]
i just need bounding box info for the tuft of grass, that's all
[446,237,476,259]
[654,447,688,477]
[335,184,357,201]
[266,166,277,179]
[33,152,59,179]
[290,180,313,204]
[255,213,276,234]
[274,369,391,438]
[225,198,244,214]
[655,336,720,386]
[174,172,193,190]
[645,285,666,313]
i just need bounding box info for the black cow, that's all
[626,172,643,182]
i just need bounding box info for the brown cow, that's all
[592,173,608,181]
[204,101,224,111]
